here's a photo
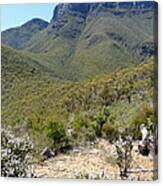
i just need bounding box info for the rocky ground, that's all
[34,139,157,180]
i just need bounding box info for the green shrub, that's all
[85,128,96,141]
[44,121,68,148]
[94,112,107,126]
[72,114,98,143]
[102,123,118,142]
[94,112,107,136]
[131,103,156,140]
[72,114,88,131]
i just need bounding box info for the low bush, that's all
[85,127,96,141]
[71,114,98,143]
[1,128,35,177]
[44,121,68,149]
[131,103,156,140]
[102,123,119,142]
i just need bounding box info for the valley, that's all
[1,1,158,180]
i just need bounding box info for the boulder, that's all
[41,147,55,160]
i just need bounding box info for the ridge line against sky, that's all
[0,0,149,4]
[1,3,57,31]
[1,0,154,31]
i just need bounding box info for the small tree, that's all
[94,107,109,137]
[115,134,133,179]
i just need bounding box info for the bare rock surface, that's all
[34,139,156,180]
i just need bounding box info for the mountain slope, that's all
[1,45,71,125]
[1,3,157,177]
[2,44,155,127]
[24,2,157,81]
[2,53,156,159]
[1,18,49,49]
[1,2,157,81]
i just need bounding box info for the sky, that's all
[1,3,57,31]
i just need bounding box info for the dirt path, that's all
[34,139,156,180]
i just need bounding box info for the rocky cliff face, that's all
[1,1,157,81]
[51,1,155,23]
[2,1,156,50]
[49,1,156,36]
[51,3,91,23]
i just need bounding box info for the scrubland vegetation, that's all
[2,46,157,166]
[1,2,157,179]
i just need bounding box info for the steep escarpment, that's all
[1,2,157,81]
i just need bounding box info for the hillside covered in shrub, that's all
[1,2,157,179]
[2,44,156,153]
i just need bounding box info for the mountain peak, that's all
[2,18,49,49]
[51,3,91,23]
[22,18,49,29]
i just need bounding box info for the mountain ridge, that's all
[1,1,157,81]
[1,18,49,49]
